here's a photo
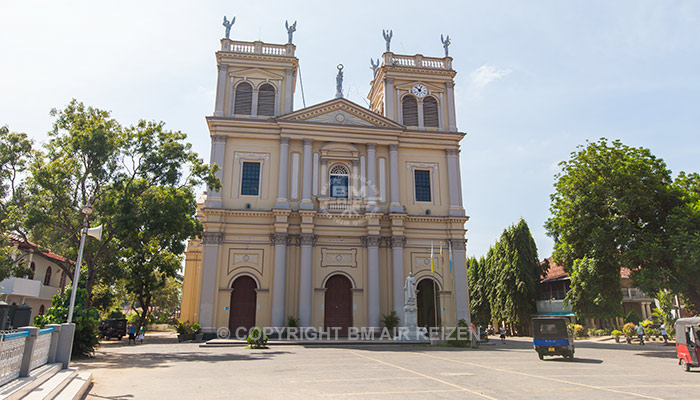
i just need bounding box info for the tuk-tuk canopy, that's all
[675,317,700,346]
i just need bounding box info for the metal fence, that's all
[29,327,54,371]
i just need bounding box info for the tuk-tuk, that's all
[675,317,700,372]
[532,317,575,360]
[99,318,127,340]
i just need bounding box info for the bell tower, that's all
[368,49,457,132]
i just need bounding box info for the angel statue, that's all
[370,58,380,78]
[382,29,393,52]
[441,34,451,57]
[335,64,344,98]
[285,20,297,44]
[223,16,236,39]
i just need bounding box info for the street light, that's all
[67,202,94,323]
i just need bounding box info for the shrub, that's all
[571,324,586,338]
[640,319,653,328]
[107,309,126,319]
[592,329,605,336]
[34,288,100,358]
[611,330,623,338]
[247,327,268,349]
[286,316,299,328]
[191,322,201,334]
[175,319,193,335]
[381,311,400,331]
[623,322,636,338]
[447,319,472,347]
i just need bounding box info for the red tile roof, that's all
[8,234,74,265]
[541,257,633,282]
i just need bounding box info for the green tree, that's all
[564,257,622,317]
[486,219,545,330]
[545,138,700,312]
[467,256,491,325]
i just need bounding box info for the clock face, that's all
[412,84,428,98]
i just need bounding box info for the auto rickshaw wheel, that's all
[538,353,543,360]
[680,358,690,372]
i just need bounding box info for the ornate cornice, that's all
[448,238,466,250]
[202,231,225,245]
[270,233,290,246]
[361,235,381,248]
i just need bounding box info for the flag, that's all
[448,241,453,274]
[430,241,434,274]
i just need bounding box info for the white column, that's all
[351,160,359,198]
[378,158,386,203]
[360,155,366,198]
[446,148,465,216]
[417,101,424,130]
[446,82,457,132]
[365,235,381,327]
[366,143,379,212]
[384,78,395,120]
[298,234,315,326]
[312,153,319,196]
[284,68,294,114]
[389,144,402,213]
[320,160,328,196]
[291,153,300,200]
[300,139,314,209]
[214,64,228,117]
[451,239,470,325]
[205,135,226,208]
[251,90,259,118]
[391,236,406,322]
[198,232,223,331]
[270,233,289,327]
[274,138,291,209]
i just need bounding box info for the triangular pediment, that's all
[278,98,404,129]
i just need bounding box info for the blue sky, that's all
[1,1,698,259]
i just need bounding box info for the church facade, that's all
[180,28,471,335]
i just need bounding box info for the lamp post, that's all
[67,203,93,323]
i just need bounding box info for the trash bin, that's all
[12,303,32,328]
[0,301,9,330]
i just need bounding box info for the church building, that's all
[180,24,471,335]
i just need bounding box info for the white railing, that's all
[382,53,452,70]
[622,288,651,300]
[29,328,53,371]
[0,331,28,386]
[221,39,295,57]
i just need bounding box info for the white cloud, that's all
[469,65,512,92]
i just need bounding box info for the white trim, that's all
[291,152,300,200]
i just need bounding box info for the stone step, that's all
[0,364,62,400]
[21,368,78,400]
[52,372,91,400]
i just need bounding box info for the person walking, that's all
[660,324,669,344]
[128,325,136,345]
[635,324,645,345]
[138,325,146,344]
[499,326,507,344]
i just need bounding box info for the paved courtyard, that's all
[74,332,699,399]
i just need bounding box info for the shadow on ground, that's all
[74,350,293,370]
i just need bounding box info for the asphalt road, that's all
[74,333,699,399]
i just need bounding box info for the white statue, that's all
[404,272,417,306]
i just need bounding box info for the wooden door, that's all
[229,276,257,335]
[417,279,439,328]
[324,275,353,336]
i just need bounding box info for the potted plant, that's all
[176,320,194,342]
[247,327,268,349]
[193,323,203,342]
[611,330,623,343]
[622,322,636,344]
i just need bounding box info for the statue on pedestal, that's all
[223,16,236,39]
[441,34,451,57]
[382,29,393,52]
[285,20,297,44]
[404,272,417,307]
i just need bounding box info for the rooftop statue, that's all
[223,16,236,39]
[335,64,344,98]
[370,58,380,78]
[441,34,451,57]
[382,29,393,52]
[285,20,297,44]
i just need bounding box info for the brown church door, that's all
[229,276,257,335]
[324,275,353,336]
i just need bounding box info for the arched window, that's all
[30,262,35,279]
[38,305,45,315]
[329,165,349,199]
[43,266,52,286]
[257,84,275,116]
[402,96,418,126]
[423,97,439,128]
[234,82,253,115]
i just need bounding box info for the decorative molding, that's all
[449,238,466,250]
[320,248,357,267]
[282,101,400,128]
[211,135,227,143]
[234,152,270,161]
[298,233,318,247]
[361,235,381,248]
[389,144,398,152]
[270,233,290,246]
[445,148,459,157]
[389,236,406,249]
[366,143,376,151]
[280,137,291,145]
[202,232,224,245]
[302,138,314,146]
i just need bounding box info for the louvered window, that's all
[257,84,276,116]
[241,162,260,196]
[234,82,253,115]
[402,96,418,126]
[423,97,439,128]
[414,170,431,202]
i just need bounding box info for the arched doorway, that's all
[417,278,440,328]
[324,274,353,336]
[228,276,257,335]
